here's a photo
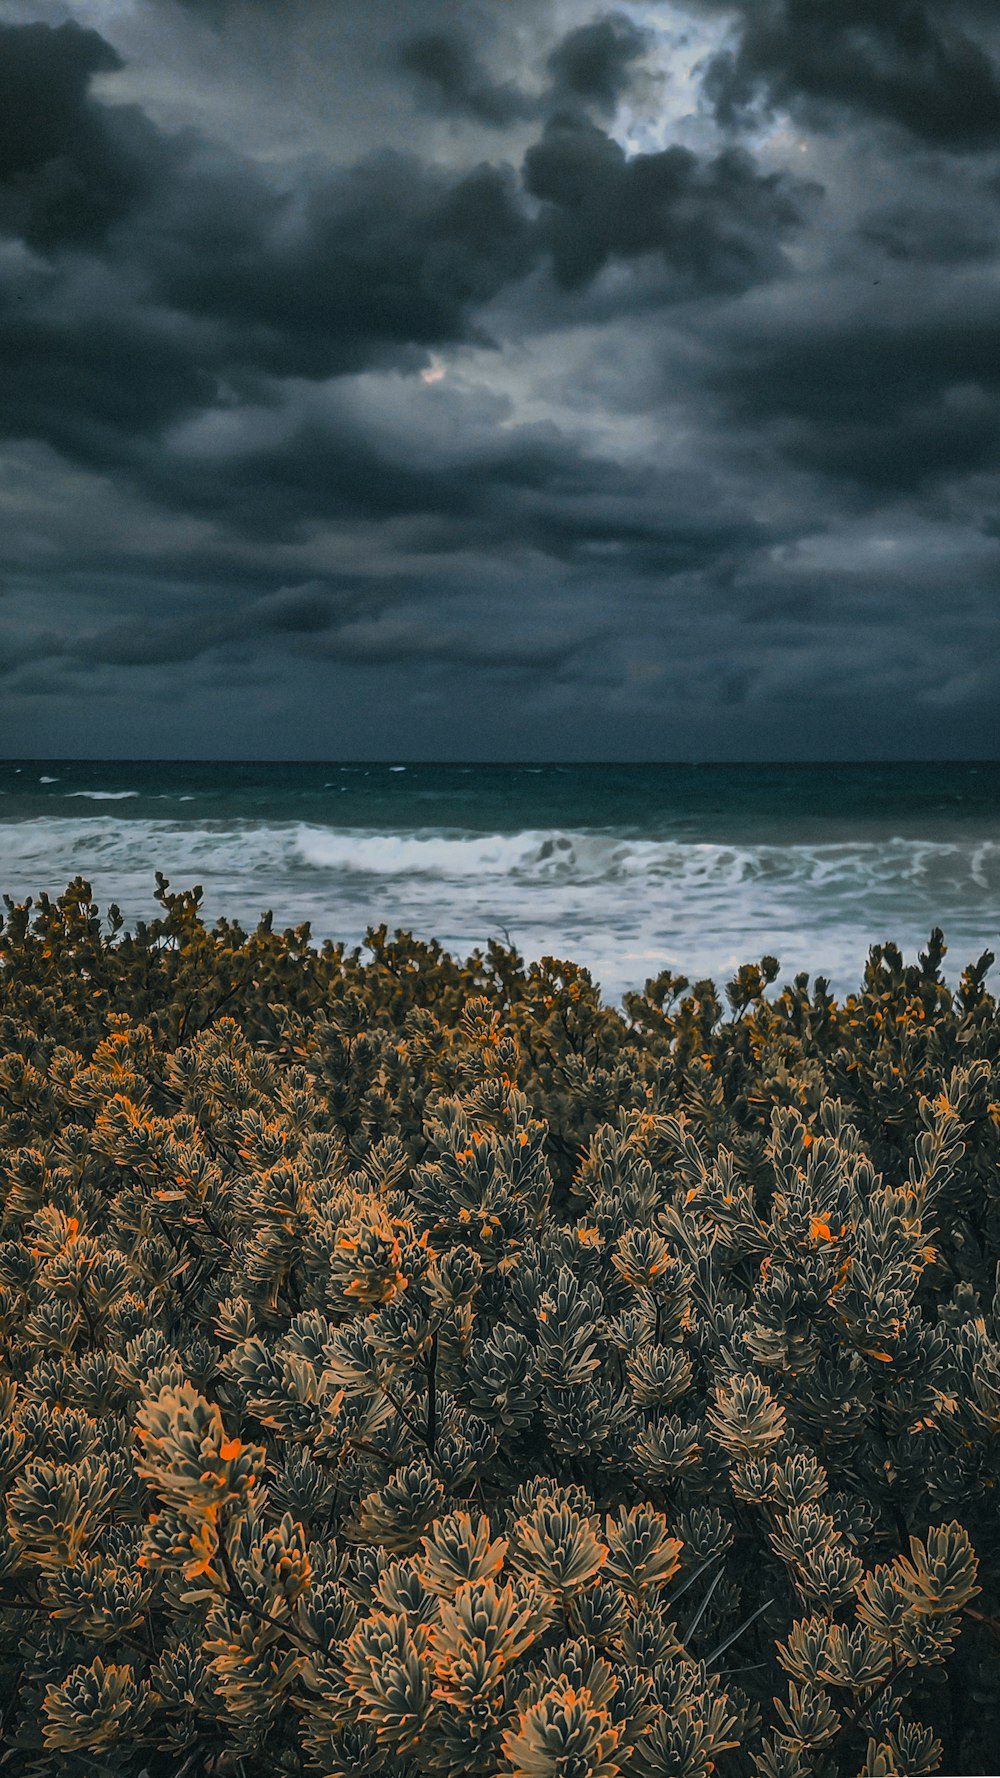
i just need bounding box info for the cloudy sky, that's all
[1,0,998,759]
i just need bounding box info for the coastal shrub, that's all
[0,876,998,1777]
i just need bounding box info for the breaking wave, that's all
[0,816,996,1003]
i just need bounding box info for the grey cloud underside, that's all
[0,3,998,756]
[398,30,539,128]
[713,296,1000,493]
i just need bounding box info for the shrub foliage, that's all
[0,876,998,1777]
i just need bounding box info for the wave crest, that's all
[0,818,995,1001]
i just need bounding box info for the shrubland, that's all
[0,875,998,1777]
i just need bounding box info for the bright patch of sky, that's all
[608,3,733,154]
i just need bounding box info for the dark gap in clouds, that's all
[698,0,1000,148]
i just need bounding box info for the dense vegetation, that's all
[1,875,998,1778]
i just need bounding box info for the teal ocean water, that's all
[1,761,997,1004]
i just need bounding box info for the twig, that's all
[704,1596,775,1667]
[670,1553,723,1607]
[682,1564,724,1644]
[377,1377,427,1446]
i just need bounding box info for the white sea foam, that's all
[0,815,996,1001]
[64,790,141,801]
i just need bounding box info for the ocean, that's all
[0,760,996,1006]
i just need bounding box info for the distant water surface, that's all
[0,761,997,1005]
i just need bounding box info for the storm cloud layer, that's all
[0,0,997,757]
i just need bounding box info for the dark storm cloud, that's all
[398,30,537,127]
[311,609,588,673]
[0,13,813,506]
[0,19,163,248]
[140,151,536,378]
[0,1,997,757]
[0,553,599,680]
[0,20,531,378]
[700,0,1000,148]
[0,280,215,469]
[524,113,812,292]
[710,290,1000,494]
[39,579,361,671]
[546,13,650,113]
[397,10,650,127]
